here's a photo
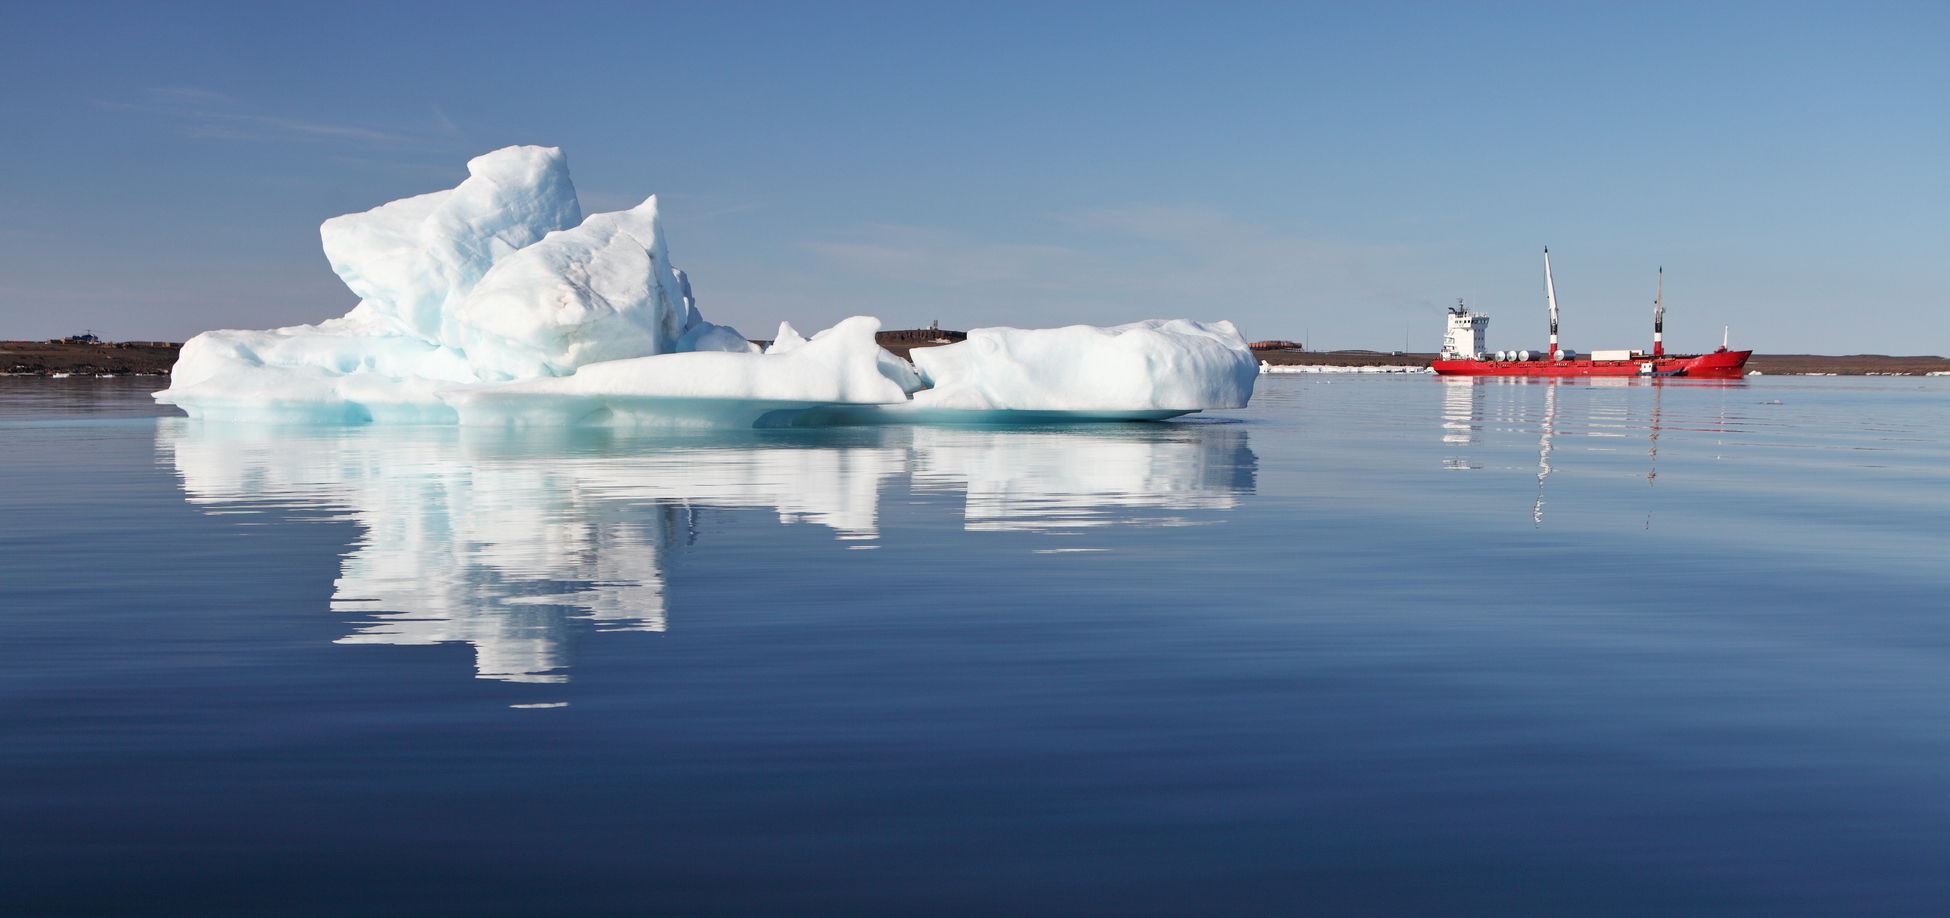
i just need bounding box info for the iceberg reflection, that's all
[159,422,1255,683]
[910,425,1255,531]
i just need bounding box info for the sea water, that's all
[3,374,1947,916]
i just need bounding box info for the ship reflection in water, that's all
[157,422,1255,684]
[1435,375,1745,526]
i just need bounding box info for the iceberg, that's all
[911,319,1256,412]
[156,146,1254,427]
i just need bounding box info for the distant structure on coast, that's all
[870,327,968,360]
[743,327,970,358]
[876,327,967,347]
[2,336,183,376]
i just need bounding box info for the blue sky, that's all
[2,0,1944,354]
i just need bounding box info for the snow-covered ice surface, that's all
[156,146,1253,427]
[446,316,922,429]
[914,320,1255,411]
[1260,362,1432,374]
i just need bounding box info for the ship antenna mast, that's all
[1653,266,1665,356]
[1544,248,1560,359]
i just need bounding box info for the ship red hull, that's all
[1430,350,1751,378]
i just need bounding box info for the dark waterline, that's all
[3,375,1948,917]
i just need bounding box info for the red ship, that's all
[1430,250,1751,378]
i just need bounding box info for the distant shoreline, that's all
[3,340,181,377]
[5,339,1947,378]
[0,332,973,378]
[1252,349,1950,377]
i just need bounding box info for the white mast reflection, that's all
[1534,380,1558,527]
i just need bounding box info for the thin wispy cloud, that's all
[429,104,462,137]
[799,207,1431,341]
[95,86,454,150]
[658,191,766,223]
[141,86,242,108]
[805,225,1089,290]
[1059,204,1261,244]
[809,208,1414,298]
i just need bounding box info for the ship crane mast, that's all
[1653,267,1665,356]
[1544,248,1561,359]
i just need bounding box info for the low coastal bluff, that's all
[3,339,182,376]
[10,339,1950,378]
[1,329,963,378]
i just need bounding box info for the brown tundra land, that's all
[5,338,1947,378]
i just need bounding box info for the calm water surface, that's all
[4,374,1948,916]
